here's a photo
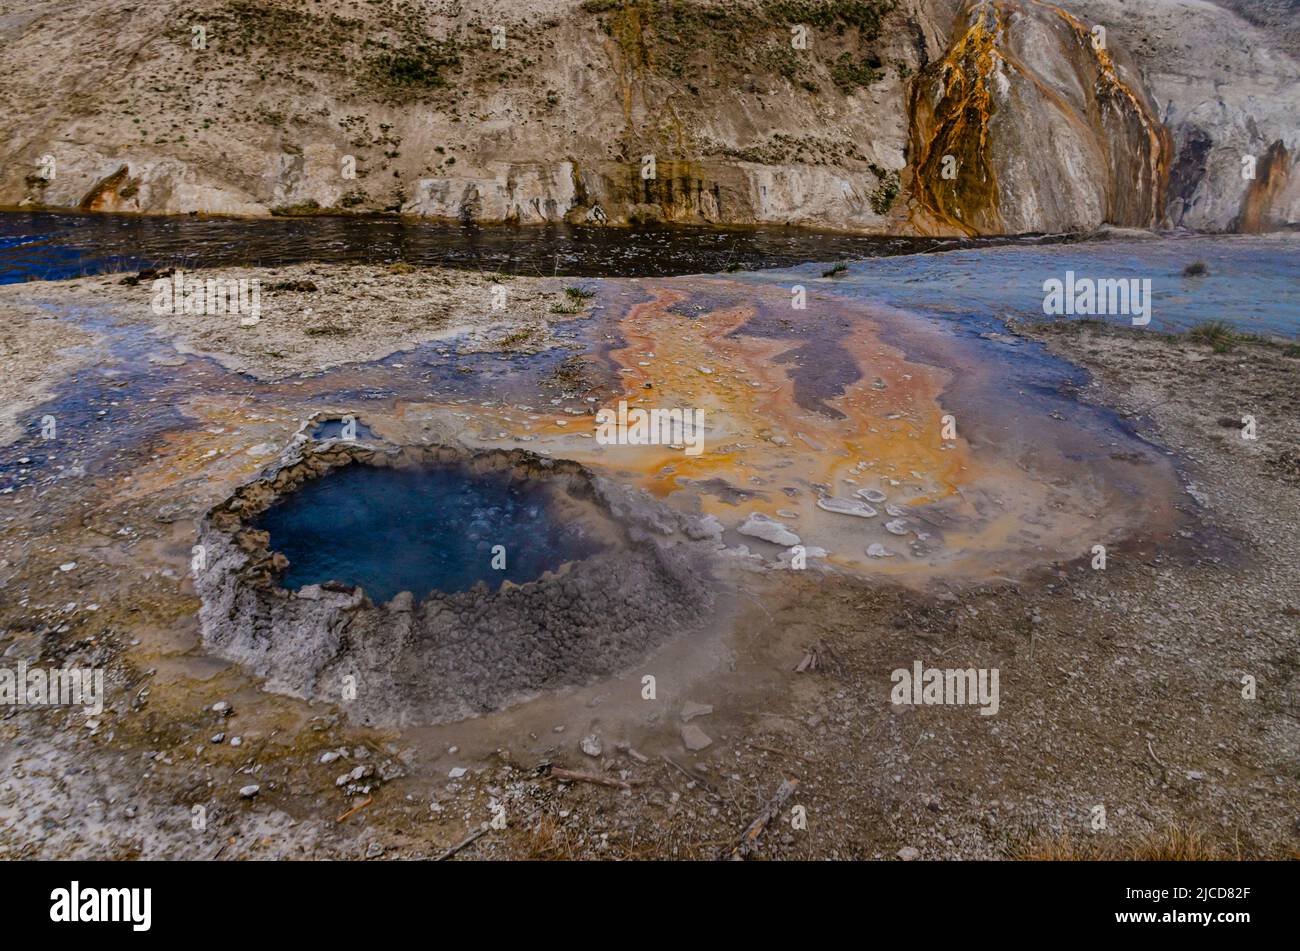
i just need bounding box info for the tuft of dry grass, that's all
[1012,824,1232,861]
[525,815,577,860]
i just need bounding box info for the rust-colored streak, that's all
[909,0,1172,233]
[1237,141,1291,233]
[79,164,131,211]
[1037,0,1172,227]
[908,2,1004,236]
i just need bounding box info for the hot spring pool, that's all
[252,462,607,602]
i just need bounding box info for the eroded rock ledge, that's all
[4,1,1294,232]
[194,438,719,726]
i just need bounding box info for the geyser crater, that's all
[194,442,718,725]
[252,458,610,602]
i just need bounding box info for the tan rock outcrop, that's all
[0,0,1293,232]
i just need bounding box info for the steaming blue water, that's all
[252,464,605,602]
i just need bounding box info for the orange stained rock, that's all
[593,284,971,515]
[449,277,1182,582]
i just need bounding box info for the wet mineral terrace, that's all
[5,226,1257,731]
[0,268,1191,595]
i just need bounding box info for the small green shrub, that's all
[1188,319,1236,350]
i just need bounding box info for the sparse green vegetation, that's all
[580,0,897,91]
[497,325,543,348]
[763,0,897,37]
[830,51,883,90]
[868,163,899,214]
[1183,260,1209,276]
[373,42,460,91]
[269,199,324,217]
[822,262,849,277]
[1189,318,1237,351]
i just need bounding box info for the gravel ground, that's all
[0,263,590,381]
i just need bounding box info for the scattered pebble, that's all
[817,496,877,518]
[681,723,713,752]
[681,701,714,722]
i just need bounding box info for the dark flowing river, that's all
[0,210,1079,282]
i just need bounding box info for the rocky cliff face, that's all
[0,0,1295,234]
[1065,0,1300,234]
[907,0,1171,235]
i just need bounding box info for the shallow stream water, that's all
[0,210,1054,282]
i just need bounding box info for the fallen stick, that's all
[1147,740,1168,769]
[1146,740,1172,782]
[726,777,799,860]
[336,795,373,823]
[549,767,645,790]
[434,826,491,862]
[661,754,723,801]
[747,742,813,764]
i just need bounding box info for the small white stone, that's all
[817,497,877,518]
[738,512,801,547]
